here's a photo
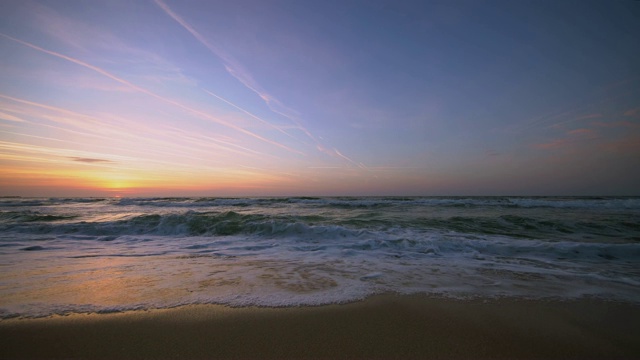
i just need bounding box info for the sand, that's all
[1,295,639,359]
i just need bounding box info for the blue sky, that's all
[1,0,639,196]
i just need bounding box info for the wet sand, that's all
[1,295,639,359]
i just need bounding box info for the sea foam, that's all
[1,196,639,318]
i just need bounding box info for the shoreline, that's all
[2,295,639,359]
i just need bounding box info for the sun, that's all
[96,173,137,195]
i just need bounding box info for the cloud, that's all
[29,1,191,86]
[0,111,27,123]
[598,134,640,154]
[153,0,302,122]
[202,89,293,137]
[533,138,570,150]
[534,127,600,150]
[70,157,114,164]
[0,138,228,175]
[0,94,143,143]
[0,33,302,155]
[592,120,640,129]
[575,113,602,121]
[623,107,640,117]
[1,93,288,168]
[0,140,127,166]
[333,148,368,170]
[567,128,597,137]
[153,0,356,163]
[161,125,283,160]
[152,1,255,90]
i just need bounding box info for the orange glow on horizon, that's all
[0,162,308,197]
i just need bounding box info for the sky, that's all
[1,0,639,197]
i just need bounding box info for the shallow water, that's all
[1,196,639,317]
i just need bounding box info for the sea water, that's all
[1,196,639,318]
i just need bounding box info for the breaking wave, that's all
[1,196,639,318]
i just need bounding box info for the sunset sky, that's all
[1,0,639,197]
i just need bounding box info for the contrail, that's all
[334,148,368,170]
[152,2,329,149]
[152,1,366,168]
[153,0,271,107]
[0,93,279,163]
[0,33,302,155]
[202,89,294,138]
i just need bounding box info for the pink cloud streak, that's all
[592,120,640,129]
[567,128,597,137]
[0,32,302,155]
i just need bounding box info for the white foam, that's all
[2,196,639,318]
[2,229,639,318]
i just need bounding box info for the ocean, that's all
[1,196,639,318]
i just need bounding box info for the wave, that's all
[0,211,79,223]
[2,208,639,243]
[7,214,640,264]
[2,196,639,210]
[2,204,639,318]
[1,211,337,238]
[2,210,639,265]
[113,196,640,209]
[408,214,640,241]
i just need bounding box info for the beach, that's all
[2,197,639,358]
[3,0,640,355]
[2,294,639,359]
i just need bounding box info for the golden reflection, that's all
[5,256,183,306]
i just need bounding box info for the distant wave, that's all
[2,196,639,210]
[1,208,638,242]
[112,196,640,210]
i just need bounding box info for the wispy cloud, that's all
[0,111,27,123]
[1,94,119,134]
[153,0,362,167]
[0,33,302,155]
[575,113,602,121]
[1,94,265,168]
[599,134,640,153]
[332,148,368,170]
[533,128,599,150]
[161,124,282,160]
[533,138,570,150]
[0,138,239,177]
[623,107,640,118]
[28,1,114,52]
[510,80,626,134]
[0,140,128,167]
[28,1,192,87]
[202,89,293,137]
[592,120,640,129]
[567,128,597,137]
[152,0,301,122]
